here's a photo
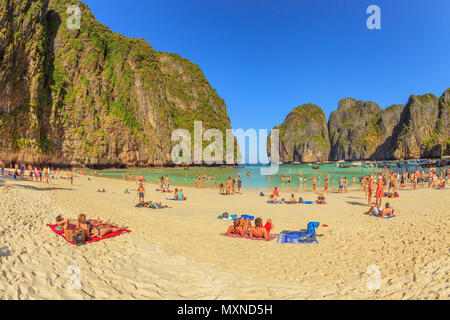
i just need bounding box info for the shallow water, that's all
[97,163,380,189]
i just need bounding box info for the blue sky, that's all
[83,0,450,161]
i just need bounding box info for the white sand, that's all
[0,172,448,299]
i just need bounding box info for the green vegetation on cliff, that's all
[0,0,234,166]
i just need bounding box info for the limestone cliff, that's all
[0,0,233,167]
[392,90,449,159]
[272,88,449,162]
[328,99,384,161]
[268,104,330,163]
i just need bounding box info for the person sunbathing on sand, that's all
[268,194,277,203]
[317,194,326,204]
[364,203,394,217]
[364,205,382,216]
[249,217,274,240]
[56,214,124,240]
[380,203,394,217]
[226,217,252,237]
[288,194,296,203]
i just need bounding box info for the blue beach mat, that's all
[167,198,186,201]
[238,214,254,221]
[277,222,320,244]
[302,201,314,204]
[266,201,281,204]
[277,230,319,244]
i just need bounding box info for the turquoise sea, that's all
[97,162,448,189]
[97,164,380,189]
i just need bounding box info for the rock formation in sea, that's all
[0,0,234,167]
[268,104,330,163]
[271,89,449,162]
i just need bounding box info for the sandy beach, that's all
[0,172,448,300]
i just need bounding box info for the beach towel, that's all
[220,232,278,241]
[238,214,254,221]
[369,213,396,219]
[277,230,319,244]
[217,214,237,220]
[302,201,314,204]
[167,198,186,201]
[135,203,167,209]
[47,221,130,245]
[266,201,280,204]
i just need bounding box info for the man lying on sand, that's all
[56,214,124,240]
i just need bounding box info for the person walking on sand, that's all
[137,183,146,202]
[68,170,74,185]
[375,174,384,207]
[237,177,242,193]
[226,177,232,195]
[323,178,329,194]
[367,176,373,205]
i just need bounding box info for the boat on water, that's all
[312,165,320,170]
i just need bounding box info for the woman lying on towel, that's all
[226,217,252,237]
[56,214,124,240]
[364,202,394,217]
[249,217,274,241]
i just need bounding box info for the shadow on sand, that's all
[346,201,369,207]
[0,246,11,258]
[11,184,73,192]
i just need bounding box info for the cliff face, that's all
[372,104,404,159]
[269,104,330,163]
[392,90,449,159]
[272,88,449,162]
[328,99,384,161]
[0,0,233,167]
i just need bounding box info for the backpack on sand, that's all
[73,232,86,246]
